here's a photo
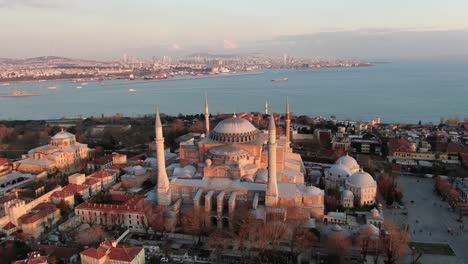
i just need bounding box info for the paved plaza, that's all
[386,175,467,264]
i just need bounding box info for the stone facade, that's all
[156,98,324,230]
[14,130,90,174]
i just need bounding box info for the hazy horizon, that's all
[1,0,468,60]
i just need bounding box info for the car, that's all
[160,257,169,262]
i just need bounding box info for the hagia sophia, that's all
[154,97,326,228]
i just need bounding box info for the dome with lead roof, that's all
[210,117,260,143]
[328,163,352,178]
[335,154,360,173]
[51,131,75,140]
[347,170,376,188]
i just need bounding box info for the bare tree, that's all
[286,206,317,263]
[207,229,233,264]
[355,226,380,263]
[325,232,352,264]
[382,222,409,264]
[179,207,210,244]
[145,202,171,237]
[76,226,107,247]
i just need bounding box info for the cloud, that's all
[223,39,237,50]
[247,29,468,59]
[170,43,184,51]
[0,0,64,8]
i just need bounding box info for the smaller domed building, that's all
[346,169,377,206]
[325,154,377,207]
[14,129,90,174]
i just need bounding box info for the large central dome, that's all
[210,117,260,143]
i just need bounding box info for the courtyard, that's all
[386,175,467,264]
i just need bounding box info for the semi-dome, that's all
[303,185,323,196]
[347,170,376,188]
[209,145,248,156]
[328,163,352,178]
[335,154,360,173]
[209,117,260,143]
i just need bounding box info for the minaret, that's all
[285,96,291,148]
[155,108,171,206]
[204,94,210,137]
[266,114,278,207]
[264,100,269,115]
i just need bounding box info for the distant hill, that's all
[0,56,109,64]
[184,52,262,58]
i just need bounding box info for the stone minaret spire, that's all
[285,96,291,147]
[265,100,269,115]
[266,114,278,207]
[155,107,171,206]
[204,93,210,137]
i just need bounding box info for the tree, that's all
[355,226,380,263]
[207,229,232,263]
[179,207,210,244]
[48,255,65,264]
[145,203,172,236]
[76,226,107,247]
[57,200,72,216]
[286,206,317,262]
[74,193,85,206]
[325,232,352,264]
[382,223,409,264]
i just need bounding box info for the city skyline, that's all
[1,0,468,59]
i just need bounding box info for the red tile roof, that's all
[0,194,17,204]
[18,203,58,224]
[108,246,143,262]
[447,142,468,154]
[13,256,48,264]
[75,195,145,214]
[51,191,74,198]
[83,178,100,185]
[62,183,88,193]
[89,170,112,179]
[2,222,16,230]
[80,247,108,259]
[0,158,9,166]
[388,138,413,152]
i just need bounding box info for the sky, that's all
[1,0,467,60]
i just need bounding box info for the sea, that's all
[1,60,467,123]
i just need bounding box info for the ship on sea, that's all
[0,89,41,97]
[271,77,288,82]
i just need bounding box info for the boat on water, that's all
[76,86,82,89]
[128,88,137,92]
[2,83,11,86]
[48,86,57,90]
[0,90,41,97]
[81,82,88,85]
[271,77,288,82]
